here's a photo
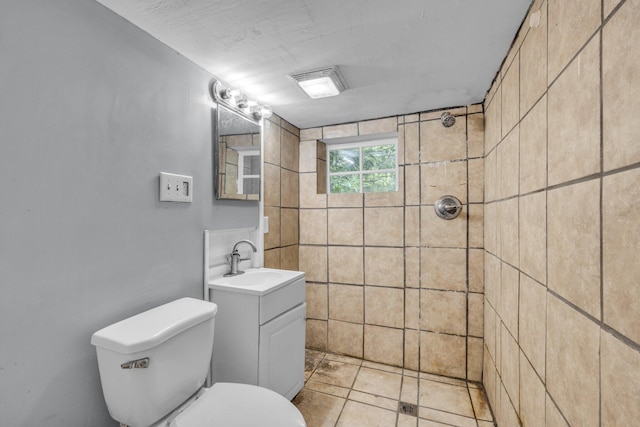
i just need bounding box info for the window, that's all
[327,138,397,194]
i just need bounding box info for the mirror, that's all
[214,104,261,200]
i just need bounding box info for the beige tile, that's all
[520,3,548,117]
[405,247,420,288]
[364,207,404,246]
[305,349,325,376]
[347,390,398,411]
[500,324,519,411]
[299,209,327,245]
[404,206,420,248]
[405,164,421,205]
[498,197,519,267]
[519,274,547,378]
[299,139,317,173]
[420,248,466,291]
[483,201,497,254]
[469,387,493,422]
[419,408,477,427]
[601,329,640,425]
[309,358,359,389]
[281,128,299,172]
[324,353,363,365]
[420,290,466,335]
[419,372,467,388]
[483,348,497,406]
[404,329,420,371]
[546,393,569,427]
[263,162,280,207]
[548,0,601,81]
[328,283,363,324]
[292,389,344,427]
[484,253,500,309]
[419,379,474,418]
[327,320,363,358]
[420,332,466,379]
[280,208,298,246]
[304,380,350,399]
[307,283,328,320]
[420,207,467,249]
[497,125,519,199]
[603,168,640,343]
[468,293,484,337]
[467,113,485,159]
[547,179,601,317]
[499,262,519,337]
[264,247,281,269]
[281,119,299,137]
[328,246,364,285]
[501,53,520,136]
[484,89,501,154]
[280,168,299,208]
[519,352,546,427]
[263,119,281,166]
[299,245,327,283]
[421,160,467,205]
[299,173,327,209]
[358,117,398,135]
[323,123,358,139]
[364,247,404,288]
[548,36,601,186]
[263,206,281,250]
[306,319,327,350]
[468,204,483,248]
[400,375,419,405]
[352,366,402,399]
[420,116,467,162]
[483,304,497,364]
[547,294,600,427]
[604,0,623,18]
[300,127,322,141]
[519,191,546,283]
[317,158,327,194]
[336,400,397,427]
[361,360,403,375]
[404,121,420,164]
[497,383,520,427]
[467,250,482,295]
[327,208,363,246]
[603,0,640,170]
[484,149,498,204]
[467,337,483,382]
[398,414,418,427]
[468,159,484,204]
[519,95,547,194]
[365,286,404,328]
[280,244,298,270]
[328,192,363,208]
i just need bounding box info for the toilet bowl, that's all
[91,298,306,427]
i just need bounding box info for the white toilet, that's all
[91,297,306,427]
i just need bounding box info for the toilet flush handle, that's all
[121,357,150,369]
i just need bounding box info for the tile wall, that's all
[263,114,301,270]
[298,106,486,381]
[483,0,640,425]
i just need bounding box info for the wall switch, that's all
[160,172,193,202]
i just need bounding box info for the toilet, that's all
[90,297,306,427]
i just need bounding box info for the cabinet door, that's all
[258,303,306,400]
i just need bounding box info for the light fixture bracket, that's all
[210,80,271,123]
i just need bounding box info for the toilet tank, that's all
[91,298,218,427]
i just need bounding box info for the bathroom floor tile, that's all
[296,349,495,427]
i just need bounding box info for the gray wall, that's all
[0,1,258,425]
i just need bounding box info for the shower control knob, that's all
[434,195,462,220]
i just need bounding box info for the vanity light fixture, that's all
[289,66,347,99]
[210,80,272,122]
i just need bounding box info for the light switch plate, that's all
[160,172,193,202]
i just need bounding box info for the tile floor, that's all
[293,350,495,427]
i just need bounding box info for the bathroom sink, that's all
[208,268,304,296]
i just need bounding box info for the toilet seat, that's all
[169,383,306,427]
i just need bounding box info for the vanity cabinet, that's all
[208,269,305,400]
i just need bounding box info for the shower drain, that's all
[397,401,418,417]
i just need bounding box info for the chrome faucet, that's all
[225,240,257,276]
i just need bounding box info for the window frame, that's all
[326,137,398,194]
[236,149,260,195]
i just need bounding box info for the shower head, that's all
[441,112,456,128]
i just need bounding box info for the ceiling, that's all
[96,0,532,129]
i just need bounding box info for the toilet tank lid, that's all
[91,298,218,354]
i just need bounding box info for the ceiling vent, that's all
[289,66,347,99]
